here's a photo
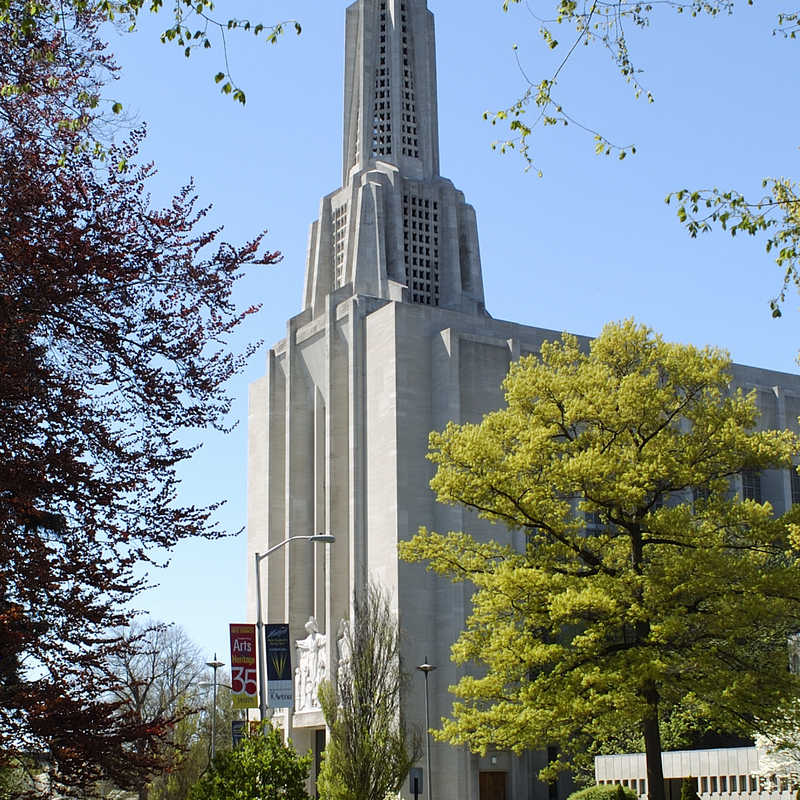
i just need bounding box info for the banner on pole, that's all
[229,624,258,710]
[265,623,293,708]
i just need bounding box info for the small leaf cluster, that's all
[776,11,800,38]
[0,0,301,106]
[667,180,800,318]
[488,2,800,171]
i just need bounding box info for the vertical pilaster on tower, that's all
[303,0,487,319]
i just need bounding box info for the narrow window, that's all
[741,470,761,502]
[791,469,800,505]
[584,510,602,531]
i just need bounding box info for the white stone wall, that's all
[596,747,795,800]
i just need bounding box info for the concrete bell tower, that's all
[249,1,570,798]
[302,0,486,319]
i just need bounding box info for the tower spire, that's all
[302,0,486,318]
[343,0,440,183]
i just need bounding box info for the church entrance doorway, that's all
[479,771,508,800]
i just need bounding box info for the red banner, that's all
[229,624,258,709]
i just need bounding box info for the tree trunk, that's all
[630,526,664,800]
[642,683,666,800]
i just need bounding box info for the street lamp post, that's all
[417,657,437,800]
[205,655,224,763]
[254,533,335,722]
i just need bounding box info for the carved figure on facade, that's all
[336,617,352,678]
[294,615,327,712]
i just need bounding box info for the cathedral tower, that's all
[248,2,563,797]
[302,0,486,319]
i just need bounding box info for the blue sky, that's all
[106,0,800,665]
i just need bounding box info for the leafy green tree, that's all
[0,1,278,792]
[680,777,701,800]
[146,709,207,800]
[317,582,421,800]
[567,785,636,800]
[0,758,34,799]
[187,723,310,800]
[491,2,800,319]
[149,678,240,800]
[400,320,800,800]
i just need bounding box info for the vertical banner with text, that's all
[265,623,293,709]
[229,624,258,710]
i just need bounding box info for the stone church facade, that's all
[246,1,800,798]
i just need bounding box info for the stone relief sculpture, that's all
[336,618,352,677]
[294,616,327,712]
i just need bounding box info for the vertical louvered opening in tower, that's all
[403,186,439,306]
[353,105,360,167]
[332,203,349,287]
[371,1,392,158]
[399,1,419,159]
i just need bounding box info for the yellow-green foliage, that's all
[568,785,637,800]
[187,723,310,800]
[400,320,800,778]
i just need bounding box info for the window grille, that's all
[741,470,761,503]
[399,2,419,158]
[403,187,439,306]
[372,2,392,158]
[332,203,348,287]
[791,468,800,505]
[584,511,603,530]
[692,486,711,504]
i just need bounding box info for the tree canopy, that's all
[400,320,800,800]
[318,582,420,800]
[0,2,278,793]
[187,724,310,800]
[102,623,207,800]
[0,0,298,106]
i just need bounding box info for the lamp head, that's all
[417,657,436,674]
[310,534,335,544]
[206,654,224,670]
